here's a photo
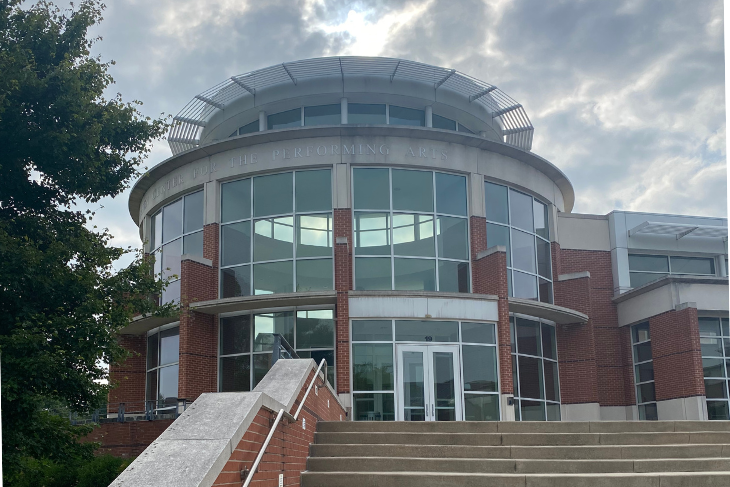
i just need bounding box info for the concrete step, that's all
[306,456,730,474]
[317,420,730,434]
[314,431,730,446]
[309,443,730,460]
[300,471,730,487]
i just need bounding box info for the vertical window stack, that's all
[699,317,730,420]
[631,322,657,420]
[146,325,180,410]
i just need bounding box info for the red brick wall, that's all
[334,209,352,395]
[81,419,174,458]
[213,369,345,487]
[108,335,146,408]
[649,307,704,401]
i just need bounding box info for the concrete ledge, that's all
[476,245,506,260]
[119,312,180,335]
[675,302,697,312]
[181,254,213,267]
[508,297,589,325]
[348,290,498,301]
[190,291,337,315]
[613,275,729,304]
[558,271,591,282]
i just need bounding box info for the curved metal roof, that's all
[168,56,534,155]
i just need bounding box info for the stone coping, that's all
[612,275,729,304]
[348,290,498,301]
[508,297,589,325]
[190,291,338,315]
[120,312,180,335]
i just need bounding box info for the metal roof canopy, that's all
[628,221,729,240]
[168,56,534,155]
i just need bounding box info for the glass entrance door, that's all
[396,345,462,421]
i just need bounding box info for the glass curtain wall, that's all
[219,309,335,391]
[150,191,204,304]
[219,169,333,297]
[699,317,730,420]
[350,319,499,421]
[146,325,180,409]
[628,254,717,288]
[631,322,657,420]
[510,316,560,421]
[353,168,470,293]
[484,182,552,303]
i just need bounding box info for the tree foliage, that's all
[0,0,172,481]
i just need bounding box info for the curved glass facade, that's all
[219,169,333,297]
[353,168,470,293]
[484,181,552,303]
[150,190,204,304]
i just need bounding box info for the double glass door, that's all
[396,345,462,421]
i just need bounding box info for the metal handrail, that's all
[241,358,327,487]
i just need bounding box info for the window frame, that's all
[630,321,657,420]
[145,322,181,409]
[699,316,730,420]
[628,253,718,289]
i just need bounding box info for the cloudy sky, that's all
[82,0,726,266]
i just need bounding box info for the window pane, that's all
[485,182,509,224]
[707,400,730,420]
[461,322,495,344]
[538,278,553,305]
[353,168,389,210]
[254,312,295,352]
[159,327,179,366]
[253,353,272,387]
[254,217,293,261]
[355,257,391,290]
[392,169,433,212]
[296,169,331,212]
[628,254,669,272]
[511,229,536,273]
[544,361,560,402]
[304,104,340,126]
[352,320,393,342]
[146,370,157,402]
[162,239,182,279]
[221,179,251,223]
[639,403,658,421]
[389,105,425,126]
[348,103,386,125]
[355,213,390,255]
[253,173,292,217]
[394,258,436,291]
[633,342,653,363]
[298,349,336,389]
[432,114,456,130]
[546,403,561,421]
[296,258,333,292]
[296,310,334,349]
[509,189,533,232]
[297,214,332,258]
[352,343,394,391]
[671,256,715,275]
[162,199,183,243]
[536,238,551,279]
[183,231,203,257]
[632,322,651,343]
[701,338,724,357]
[253,261,293,295]
[395,320,458,342]
[724,318,729,336]
[541,323,557,360]
[699,317,722,337]
[630,272,666,288]
[462,345,498,392]
[183,191,204,233]
[353,393,395,421]
[635,362,655,383]
[438,260,470,293]
[161,279,180,305]
[486,223,511,266]
[147,333,159,369]
[152,211,162,250]
[437,216,468,260]
[220,314,251,356]
[513,271,538,301]
[158,365,178,406]
[221,265,250,298]
[222,221,251,267]
[464,394,499,421]
[268,108,301,130]
[533,200,549,240]
[512,356,519,396]
[518,356,544,400]
[516,318,542,357]
[238,120,258,135]
[705,379,728,399]
[435,172,467,216]
[520,399,546,421]
[637,382,656,403]
[220,355,250,392]
[393,214,435,257]
[703,358,725,378]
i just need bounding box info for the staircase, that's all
[302,421,730,486]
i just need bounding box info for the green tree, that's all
[0,0,173,481]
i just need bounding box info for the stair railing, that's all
[241,358,328,487]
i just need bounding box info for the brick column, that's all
[334,209,352,395]
[108,335,146,411]
[649,306,705,419]
[177,223,220,401]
